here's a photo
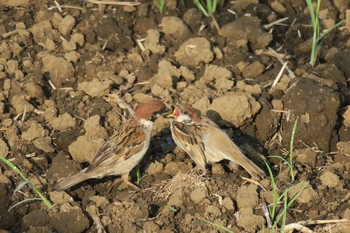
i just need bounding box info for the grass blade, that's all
[0,156,53,209]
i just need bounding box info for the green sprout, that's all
[305,0,347,66]
[193,0,217,17]
[262,118,306,231]
[135,164,150,185]
[117,184,123,191]
[0,155,53,209]
[154,0,166,14]
[193,0,220,32]
[263,160,306,232]
[270,118,298,181]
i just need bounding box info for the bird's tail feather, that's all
[54,172,90,191]
[237,155,266,179]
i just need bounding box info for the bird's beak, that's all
[166,108,179,118]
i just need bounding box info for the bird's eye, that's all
[183,111,188,114]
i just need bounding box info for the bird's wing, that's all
[202,125,265,179]
[86,122,148,172]
[171,121,207,171]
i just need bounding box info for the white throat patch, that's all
[175,114,193,124]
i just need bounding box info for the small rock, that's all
[220,16,272,50]
[334,0,349,12]
[176,81,188,91]
[49,207,89,233]
[222,197,235,210]
[29,21,52,43]
[337,141,350,157]
[33,136,55,153]
[295,148,317,168]
[68,135,105,163]
[205,205,221,217]
[242,61,264,79]
[236,184,259,209]
[22,210,49,230]
[49,191,74,204]
[153,115,168,135]
[211,163,225,175]
[175,37,214,67]
[200,65,233,91]
[271,99,283,110]
[77,78,113,97]
[164,161,181,176]
[151,84,172,103]
[180,66,196,82]
[3,0,31,7]
[21,121,46,142]
[146,161,164,175]
[24,83,43,99]
[149,59,179,89]
[289,181,318,204]
[144,29,165,54]
[143,221,160,232]
[236,207,264,231]
[90,196,109,207]
[51,12,62,29]
[161,17,190,39]
[127,52,143,66]
[233,0,259,10]
[0,102,4,114]
[209,93,261,127]
[333,49,350,78]
[42,55,74,87]
[190,187,207,204]
[71,33,85,47]
[343,208,350,219]
[10,94,34,114]
[44,38,56,51]
[6,60,18,74]
[213,47,223,59]
[84,115,108,139]
[343,106,350,127]
[0,138,9,157]
[270,1,287,14]
[106,109,121,128]
[179,85,204,104]
[58,15,76,37]
[62,39,76,51]
[50,113,76,131]
[64,51,81,63]
[320,171,341,188]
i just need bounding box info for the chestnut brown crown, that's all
[134,99,166,121]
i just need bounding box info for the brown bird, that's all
[54,99,167,191]
[169,105,265,179]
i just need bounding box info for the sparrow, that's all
[54,99,167,191]
[169,105,265,179]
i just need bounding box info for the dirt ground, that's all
[1,0,350,232]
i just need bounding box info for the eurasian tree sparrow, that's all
[54,99,167,191]
[169,105,265,179]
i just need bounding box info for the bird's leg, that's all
[121,173,140,190]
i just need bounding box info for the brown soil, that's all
[1,0,350,232]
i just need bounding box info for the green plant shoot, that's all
[0,155,53,209]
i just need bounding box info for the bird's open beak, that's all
[166,108,180,118]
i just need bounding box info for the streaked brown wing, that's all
[86,122,147,172]
[171,121,207,171]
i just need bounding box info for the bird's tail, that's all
[235,154,266,180]
[54,172,90,191]
[225,147,266,180]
